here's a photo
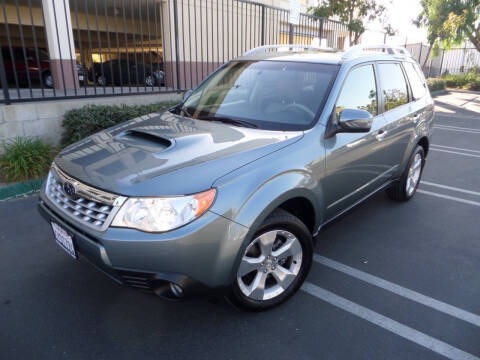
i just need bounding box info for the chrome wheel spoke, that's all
[237,229,303,301]
[406,153,422,195]
[412,157,422,171]
[238,256,264,277]
[258,230,277,256]
[271,265,296,289]
[246,271,268,300]
[272,236,302,261]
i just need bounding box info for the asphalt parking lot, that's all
[1,90,479,360]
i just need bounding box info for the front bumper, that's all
[38,193,248,298]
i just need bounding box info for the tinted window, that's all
[182,61,338,131]
[404,62,426,100]
[378,63,408,111]
[336,65,377,116]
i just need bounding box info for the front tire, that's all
[386,145,425,201]
[228,208,313,311]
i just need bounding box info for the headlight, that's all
[111,189,216,232]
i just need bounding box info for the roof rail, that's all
[243,44,335,57]
[342,44,412,60]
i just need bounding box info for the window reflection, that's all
[336,65,377,117]
[378,63,409,111]
[403,62,426,100]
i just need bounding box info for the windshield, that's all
[182,60,339,131]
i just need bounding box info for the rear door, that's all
[403,60,433,128]
[323,63,390,219]
[376,62,412,172]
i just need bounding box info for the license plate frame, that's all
[51,222,77,259]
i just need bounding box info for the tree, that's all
[308,0,391,46]
[414,0,480,54]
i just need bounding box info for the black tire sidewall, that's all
[230,211,313,311]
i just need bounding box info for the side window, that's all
[377,63,409,111]
[336,65,377,117]
[404,62,426,100]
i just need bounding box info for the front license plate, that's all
[51,222,77,259]
[78,75,84,81]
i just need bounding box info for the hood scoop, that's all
[117,129,173,151]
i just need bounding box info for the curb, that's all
[0,177,45,201]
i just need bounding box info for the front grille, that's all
[117,270,155,293]
[45,163,126,231]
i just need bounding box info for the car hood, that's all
[55,111,303,196]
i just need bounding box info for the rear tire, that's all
[96,75,107,86]
[386,145,425,201]
[42,72,53,88]
[228,208,313,311]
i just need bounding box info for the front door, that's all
[323,64,391,220]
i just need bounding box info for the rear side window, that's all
[377,63,408,111]
[336,64,377,116]
[403,62,426,100]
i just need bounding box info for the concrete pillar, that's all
[42,0,79,90]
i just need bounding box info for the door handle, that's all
[376,129,387,141]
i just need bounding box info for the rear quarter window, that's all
[403,62,427,100]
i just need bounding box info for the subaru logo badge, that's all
[63,182,78,199]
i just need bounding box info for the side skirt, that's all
[313,179,395,237]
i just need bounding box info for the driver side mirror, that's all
[325,108,373,138]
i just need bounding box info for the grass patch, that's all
[0,137,56,183]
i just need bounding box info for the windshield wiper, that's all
[197,115,258,128]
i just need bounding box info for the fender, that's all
[212,170,325,284]
[398,104,434,176]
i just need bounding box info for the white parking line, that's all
[431,144,480,154]
[313,254,480,327]
[421,181,480,197]
[429,148,480,159]
[417,190,480,207]
[302,282,480,360]
[434,126,480,134]
[435,124,480,132]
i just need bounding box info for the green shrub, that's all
[467,78,480,91]
[0,137,56,182]
[61,101,177,145]
[427,78,446,92]
[443,71,479,88]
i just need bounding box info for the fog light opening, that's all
[170,282,184,298]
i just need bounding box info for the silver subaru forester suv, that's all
[39,45,434,311]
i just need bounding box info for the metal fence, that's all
[406,42,480,78]
[0,0,348,105]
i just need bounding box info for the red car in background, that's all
[2,47,85,88]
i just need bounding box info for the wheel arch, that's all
[223,173,323,284]
[417,136,429,157]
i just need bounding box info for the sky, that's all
[361,0,428,45]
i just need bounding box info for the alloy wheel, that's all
[406,153,422,196]
[145,75,154,87]
[97,75,106,86]
[44,74,53,88]
[237,229,303,301]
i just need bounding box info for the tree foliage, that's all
[309,0,393,46]
[414,0,480,54]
